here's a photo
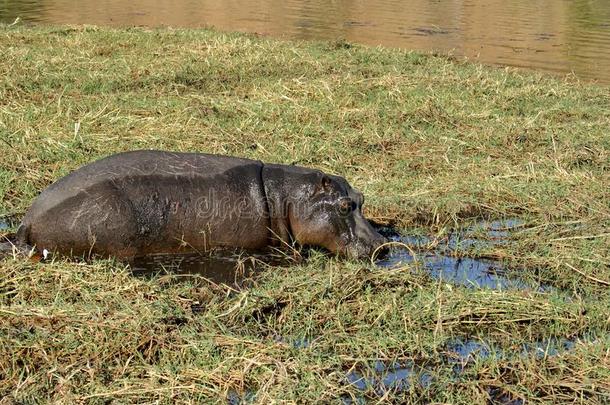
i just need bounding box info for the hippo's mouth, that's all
[341,237,389,260]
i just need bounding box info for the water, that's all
[2,0,610,83]
[342,335,584,401]
[128,218,540,291]
[0,219,11,255]
[345,360,432,395]
[0,214,21,231]
[129,250,290,285]
[377,218,546,291]
[379,252,528,290]
[91,217,586,402]
[2,215,538,292]
[446,336,579,365]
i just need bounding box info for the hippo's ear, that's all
[314,174,333,194]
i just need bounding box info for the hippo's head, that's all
[262,164,387,259]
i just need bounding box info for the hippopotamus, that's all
[15,150,387,260]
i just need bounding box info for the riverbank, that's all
[1,25,609,403]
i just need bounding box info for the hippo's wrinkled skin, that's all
[16,150,387,259]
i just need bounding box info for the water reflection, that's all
[341,334,588,400]
[2,0,610,82]
[376,218,546,291]
[378,248,524,290]
[129,250,289,285]
[0,215,19,231]
[446,336,579,364]
[345,360,432,394]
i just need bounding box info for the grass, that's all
[1,24,609,403]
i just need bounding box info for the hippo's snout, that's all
[373,235,390,257]
[344,234,389,260]
[345,211,389,259]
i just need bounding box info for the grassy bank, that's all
[1,24,609,403]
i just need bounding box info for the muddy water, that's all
[2,212,536,291]
[2,0,610,83]
[129,250,290,285]
[128,218,544,293]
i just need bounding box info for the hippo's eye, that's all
[339,198,354,214]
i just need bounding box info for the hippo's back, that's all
[19,150,268,257]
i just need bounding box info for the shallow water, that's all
[343,335,583,400]
[446,336,579,365]
[234,332,591,403]
[129,250,288,285]
[126,217,591,403]
[2,0,610,83]
[0,215,21,231]
[377,218,545,291]
[2,214,533,291]
[345,360,432,395]
[129,218,541,291]
[5,214,532,291]
[378,251,526,290]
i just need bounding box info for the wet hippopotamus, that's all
[16,150,387,260]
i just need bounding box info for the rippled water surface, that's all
[2,0,610,83]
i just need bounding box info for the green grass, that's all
[1,24,609,403]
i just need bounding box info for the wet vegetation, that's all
[1,24,609,403]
